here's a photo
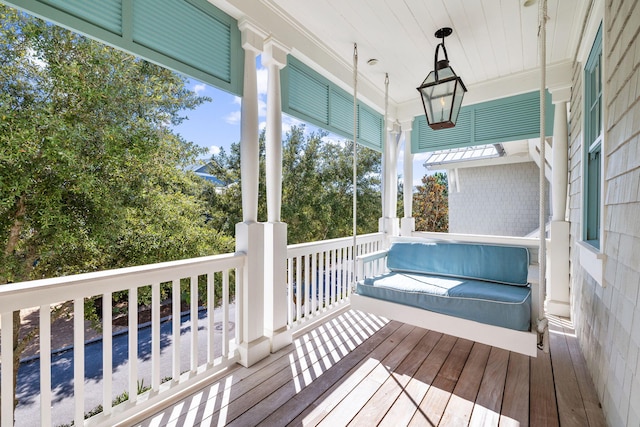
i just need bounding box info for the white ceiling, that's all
[216,0,588,119]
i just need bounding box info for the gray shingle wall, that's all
[448,162,547,237]
[568,1,640,425]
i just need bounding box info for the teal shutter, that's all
[4,0,243,95]
[412,91,554,153]
[282,55,383,152]
[358,104,383,151]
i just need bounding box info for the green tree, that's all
[414,172,448,231]
[0,6,232,417]
[207,126,382,244]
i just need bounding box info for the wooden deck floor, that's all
[135,309,606,427]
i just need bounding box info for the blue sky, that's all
[172,66,430,188]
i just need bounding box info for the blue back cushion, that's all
[386,241,530,286]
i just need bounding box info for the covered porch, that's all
[0,0,617,426]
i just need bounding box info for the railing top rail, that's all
[409,231,542,249]
[287,232,384,257]
[0,252,245,312]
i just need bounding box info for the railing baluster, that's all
[40,305,51,426]
[207,273,215,364]
[152,283,161,391]
[222,270,229,359]
[324,251,330,308]
[287,257,293,327]
[103,292,112,415]
[331,249,337,305]
[190,276,198,372]
[128,287,138,404]
[302,255,313,317]
[172,278,181,381]
[295,255,302,323]
[74,298,85,425]
[235,266,243,348]
[1,312,13,427]
[310,253,317,314]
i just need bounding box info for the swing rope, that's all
[352,43,358,287]
[537,0,550,351]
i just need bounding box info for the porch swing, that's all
[348,4,550,358]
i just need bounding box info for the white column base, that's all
[379,217,400,248]
[546,300,571,318]
[400,217,415,237]
[235,221,270,367]
[547,220,571,317]
[237,336,271,368]
[265,326,293,353]
[264,222,292,352]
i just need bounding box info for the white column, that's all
[239,22,261,224]
[379,124,400,245]
[236,20,270,367]
[547,86,571,317]
[262,38,292,352]
[388,123,400,218]
[401,120,415,236]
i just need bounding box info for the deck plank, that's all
[439,342,492,426]
[286,322,415,426]
[317,326,428,426]
[500,352,530,427]
[408,338,474,426]
[559,320,607,427]
[548,319,590,427]
[347,330,442,426]
[530,348,559,427]
[216,312,387,426]
[135,310,607,427]
[255,320,402,426]
[378,333,456,427]
[468,346,509,427]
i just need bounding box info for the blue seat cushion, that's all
[387,242,530,286]
[357,271,531,331]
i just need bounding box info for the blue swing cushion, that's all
[356,241,532,331]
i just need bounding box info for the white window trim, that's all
[578,240,604,286]
[578,1,605,286]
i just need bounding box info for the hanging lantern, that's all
[417,27,467,130]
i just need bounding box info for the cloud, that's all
[257,67,268,96]
[209,145,221,155]
[225,110,241,125]
[193,83,206,94]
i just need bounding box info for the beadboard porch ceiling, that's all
[218,0,586,116]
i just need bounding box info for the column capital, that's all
[399,118,413,133]
[549,85,571,104]
[238,19,267,53]
[262,37,289,69]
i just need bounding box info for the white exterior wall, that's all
[448,162,548,237]
[568,2,640,426]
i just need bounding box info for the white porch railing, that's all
[0,252,244,427]
[286,232,384,331]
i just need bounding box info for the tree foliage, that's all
[207,126,382,244]
[0,6,232,284]
[0,7,234,417]
[413,172,449,232]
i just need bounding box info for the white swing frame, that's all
[350,238,542,357]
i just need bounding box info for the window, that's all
[584,23,603,249]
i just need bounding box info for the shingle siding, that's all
[448,162,547,237]
[568,0,640,425]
